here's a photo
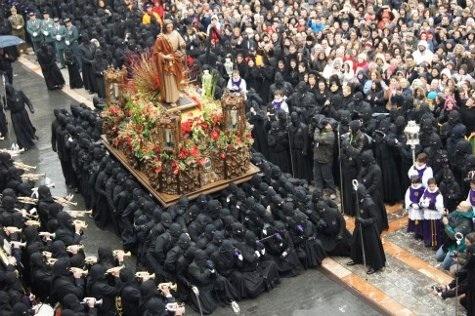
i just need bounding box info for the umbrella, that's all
[0,35,25,48]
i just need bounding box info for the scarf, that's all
[231,78,242,91]
[272,99,283,111]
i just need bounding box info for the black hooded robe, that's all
[92,50,108,98]
[267,125,291,174]
[350,196,386,271]
[249,109,270,159]
[36,45,65,90]
[358,155,389,231]
[316,206,352,257]
[263,227,303,277]
[65,49,84,89]
[372,132,403,204]
[5,87,36,150]
[288,121,312,181]
[186,254,219,315]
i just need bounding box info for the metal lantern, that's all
[157,113,181,154]
[104,66,127,106]
[224,58,234,78]
[221,90,246,136]
[404,120,420,163]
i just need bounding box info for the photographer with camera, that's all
[313,117,336,199]
[433,236,475,301]
[435,201,474,271]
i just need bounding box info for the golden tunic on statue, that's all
[153,31,186,104]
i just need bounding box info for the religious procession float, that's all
[100,29,257,206]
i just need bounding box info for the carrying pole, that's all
[352,179,366,269]
[337,124,345,213]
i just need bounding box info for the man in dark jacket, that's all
[436,201,474,271]
[313,118,336,198]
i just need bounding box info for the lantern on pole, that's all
[404,120,420,163]
[224,55,234,78]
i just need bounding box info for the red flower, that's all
[181,120,193,135]
[212,113,223,125]
[153,145,161,155]
[124,136,132,146]
[210,129,220,141]
[220,153,226,160]
[154,165,162,174]
[200,121,209,131]
[178,148,189,159]
[172,161,180,175]
[190,146,200,158]
[109,107,119,116]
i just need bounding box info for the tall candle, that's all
[113,83,119,98]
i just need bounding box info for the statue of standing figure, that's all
[153,20,186,106]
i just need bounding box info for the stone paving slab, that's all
[385,228,440,268]
[332,254,455,316]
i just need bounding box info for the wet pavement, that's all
[5,62,380,316]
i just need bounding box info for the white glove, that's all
[56,35,61,41]
[419,198,430,208]
[33,32,38,37]
[43,31,49,36]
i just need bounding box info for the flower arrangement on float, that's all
[102,54,253,195]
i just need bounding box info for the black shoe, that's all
[366,268,377,274]
[346,260,357,266]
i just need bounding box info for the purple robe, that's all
[415,166,427,180]
[272,100,283,111]
[407,186,425,237]
[469,189,475,207]
[421,219,444,248]
[421,189,443,247]
[410,186,425,203]
[230,79,242,92]
[422,189,439,210]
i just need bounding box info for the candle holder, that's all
[104,66,127,106]
[157,113,181,155]
[221,90,246,137]
[404,120,420,163]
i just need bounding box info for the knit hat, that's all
[427,91,437,100]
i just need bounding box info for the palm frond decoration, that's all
[129,51,161,97]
